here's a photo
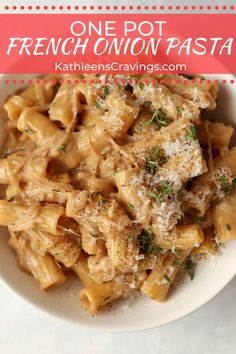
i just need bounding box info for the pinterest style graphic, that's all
[0,2,236,331]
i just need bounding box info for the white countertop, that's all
[1,278,236,354]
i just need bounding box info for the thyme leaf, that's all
[146,109,168,129]
[186,125,197,142]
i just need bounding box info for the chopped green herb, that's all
[184,257,195,280]
[146,109,168,130]
[139,230,158,255]
[224,185,233,195]
[163,274,171,283]
[143,101,152,108]
[217,174,228,188]
[128,202,135,210]
[151,147,161,160]
[103,86,109,97]
[145,147,167,175]
[147,181,173,202]
[95,100,102,109]
[95,74,101,77]
[123,280,130,286]
[59,144,67,154]
[139,82,145,90]
[186,125,197,142]
[217,175,236,195]
[52,189,60,192]
[159,180,173,197]
[24,128,33,134]
[226,223,231,231]
[146,191,162,201]
[146,159,158,175]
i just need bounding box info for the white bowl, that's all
[0,73,236,332]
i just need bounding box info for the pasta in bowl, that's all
[0,73,236,330]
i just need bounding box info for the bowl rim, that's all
[1,266,235,332]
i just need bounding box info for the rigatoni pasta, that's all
[0,73,235,315]
[9,230,66,290]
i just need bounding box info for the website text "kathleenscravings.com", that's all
[54,61,187,73]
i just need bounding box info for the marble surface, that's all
[1,277,236,354]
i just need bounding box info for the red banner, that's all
[0,14,235,74]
